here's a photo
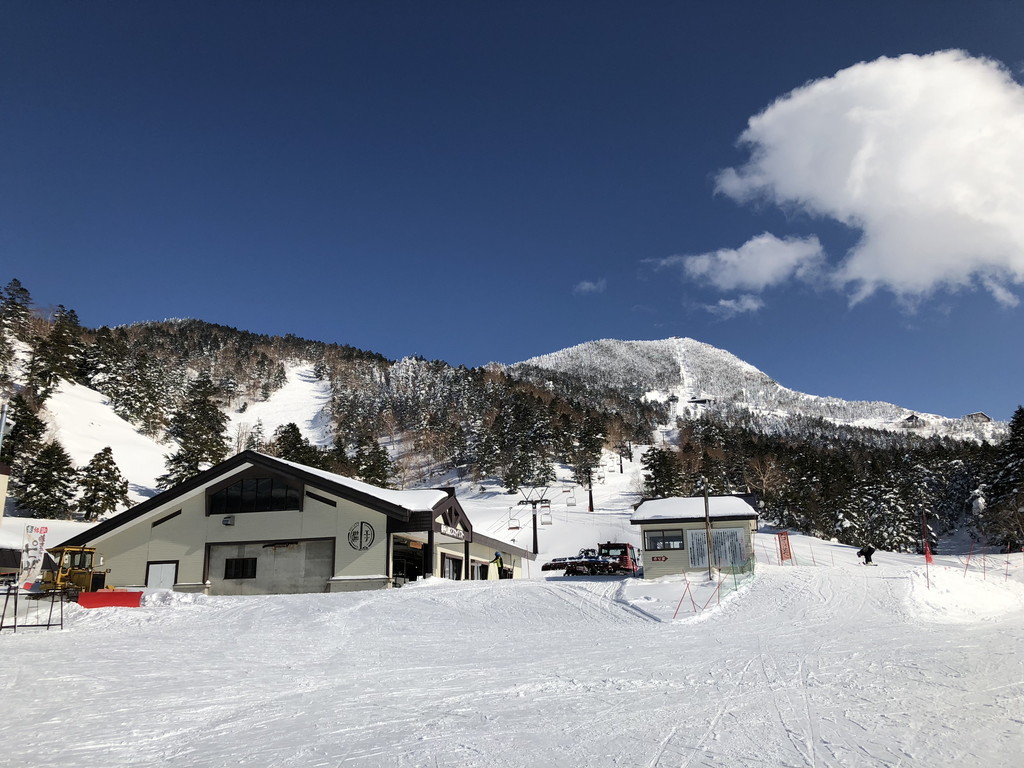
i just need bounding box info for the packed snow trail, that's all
[1,559,1021,767]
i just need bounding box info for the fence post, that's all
[963,541,974,578]
[673,581,693,620]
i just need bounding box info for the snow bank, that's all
[906,566,1024,623]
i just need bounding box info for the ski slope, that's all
[2,541,1021,767]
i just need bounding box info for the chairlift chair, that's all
[507,508,521,531]
[566,493,577,507]
[540,511,553,526]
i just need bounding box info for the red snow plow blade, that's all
[77,591,142,608]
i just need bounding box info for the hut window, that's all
[645,529,685,550]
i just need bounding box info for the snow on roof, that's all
[631,495,758,523]
[268,455,448,512]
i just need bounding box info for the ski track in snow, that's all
[2,556,1022,768]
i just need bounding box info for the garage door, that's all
[208,539,334,595]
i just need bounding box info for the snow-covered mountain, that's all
[516,337,1002,441]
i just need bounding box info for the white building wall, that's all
[94,482,392,592]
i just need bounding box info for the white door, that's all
[146,562,176,589]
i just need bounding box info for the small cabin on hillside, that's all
[901,414,926,429]
[964,412,992,424]
[59,451,533,595]
[631,495,758,579]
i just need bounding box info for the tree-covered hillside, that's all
[1,277,1021,551]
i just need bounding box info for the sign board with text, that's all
[777,531,793,563]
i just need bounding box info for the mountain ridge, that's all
[513,336,1002,441]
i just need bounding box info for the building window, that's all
[209,477,301,515]
[645,529,685,550]
[441,554,463,580]
[224,557,257,579]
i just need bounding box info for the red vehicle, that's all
[542,542,639,576]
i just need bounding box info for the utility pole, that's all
[703,483,714,581]
[518,486,548,555]
[0,402,8,458]
[532,507,538,555]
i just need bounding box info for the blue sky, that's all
[2,1,1023,420]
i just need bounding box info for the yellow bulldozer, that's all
[38,545,109,597]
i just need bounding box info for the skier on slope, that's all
[857,545,876,565]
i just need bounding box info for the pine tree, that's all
[983,405,1024,547]
[353,433,394,487]
[641,447,685,498]
[82,326,130,391]
[78,446,132,521]
[157,375,229,488]
[1,394,47,494]
[17,440,78,519]
[117,352,172,435]
[25,305,85,400]
[0,278,33,341]
[269,422,324,467]
[567,412,605,486]
[245,419,266,451]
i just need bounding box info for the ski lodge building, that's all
[631,494,758,578]
[59,451,533,595]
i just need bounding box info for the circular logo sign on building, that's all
[348,521,375,551]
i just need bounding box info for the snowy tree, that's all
[244,419,267,451]
[566,412,605,487]
[25,304,85,400]
[81,326,129,390]
[157,375,229,488]
[352,433,394,487]
[18,440,78,519]
[641,447,685,499]
[0,394,47,493]
[268,422,324,468]
[78,446,132,521]
[0,278,33,341]
[983,405,1024,547]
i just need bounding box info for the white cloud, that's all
[717,50,1024,305]
[704,294,765,319]
[573,278,607,295]
[656,233,824,292]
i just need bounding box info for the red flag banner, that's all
[924,540,934,564]
[777,531,792,563]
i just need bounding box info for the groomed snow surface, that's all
[3,536,1022,768]
[4,369,1021,765]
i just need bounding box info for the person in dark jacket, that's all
[857,545,876,565]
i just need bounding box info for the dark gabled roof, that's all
[60,451,450,547]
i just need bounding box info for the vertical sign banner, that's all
[777,531,792,564]
[19,524,48,591]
